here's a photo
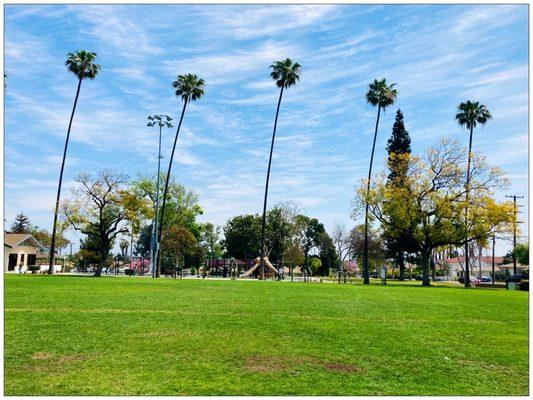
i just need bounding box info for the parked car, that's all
[481,276,492,283]
[434,276,447,281]
[506,274,528,283]
[414,274,423,281]
[458,276,480,284]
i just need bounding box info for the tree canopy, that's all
[354,139,514,286]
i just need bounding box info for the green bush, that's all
[27,265,40,274]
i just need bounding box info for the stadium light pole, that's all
[147,114,173,278]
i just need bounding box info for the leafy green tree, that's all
[61,170,129,276]
[265,207,293,266]
[348,224,386,277]
[363,78,397,285]
[49,51,101,274]
[259,58,301,280]
[132,174,203,237]
[30,226,70,254]
[514,243,529,266]
[134,224,152,257]
[223,214,262,260]
[78,233,106,269]
[10,212,31,233]
[161,226,200,275]
[294,215,325,276]
[309,256,322,276]
[200,223,222,260]
[316,232,338,276]
[456,100,492,287]
[157,73,205,277]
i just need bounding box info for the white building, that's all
[4,233,45,272]
[436,256,526,279]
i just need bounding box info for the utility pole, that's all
[147,115,173,278]
[505,195,524,275]
[492,234,495,284]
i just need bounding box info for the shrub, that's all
[28,265,40,274]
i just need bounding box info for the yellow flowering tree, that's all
[354,140,514,286]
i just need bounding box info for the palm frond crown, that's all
[365,78,397,109]
[455,100,492,130]
[269,58,301,89]
[65,50,101,80]
[172,74,205,102]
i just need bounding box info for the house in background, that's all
[4,233,45,272]
[434,256,519,280]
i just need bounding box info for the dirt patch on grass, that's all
[31,351,53,361]
[243,354,316,373]
[322,363,362,373]
[23,352,99,372]
[242,354,362,375]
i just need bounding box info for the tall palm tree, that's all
[363,78,397,284]
[49,51,100,274]
[455,100,492,288]
[259,58,301,280]
[156,73,205,277]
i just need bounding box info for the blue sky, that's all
[4,4,528,255]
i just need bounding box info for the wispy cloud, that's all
[4,4,528,249]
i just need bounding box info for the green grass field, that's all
[4,275,529,395]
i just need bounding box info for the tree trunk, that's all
[156,99,188,277]
[94,244,109,277]
[464,125,474,288]
[259,86,284,281]
[364,105,382,284]
[398,251,406,281]
[421,249,431,287]
[49,77,83,274]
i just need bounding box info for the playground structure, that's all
[204,258,249,278]
[240,257,279,279]
[204,257,280,280]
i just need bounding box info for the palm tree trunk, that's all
[259,86,284,280]
[363,105,381,284]
[49,77,83,274]
[464,125,474,288]
[156,99,188,277]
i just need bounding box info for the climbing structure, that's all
[240,256,278,279]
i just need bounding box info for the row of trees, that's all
[41,49,520,285]
[223,203,337,276]
[46,49,303,279]
[57,171,208,276]
[357,77,517,287]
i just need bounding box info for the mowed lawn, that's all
[4,275,528,396]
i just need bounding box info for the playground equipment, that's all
[240,256,278,279]
[205,258,248,278]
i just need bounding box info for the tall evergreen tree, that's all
[10,212,31,233]
[386,109,411,180]
[385,109,415,280]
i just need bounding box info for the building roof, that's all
[4,233,44,249]
[499,263,527,270]
[438,256,505,265]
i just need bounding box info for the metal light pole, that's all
[147,115,173,278]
